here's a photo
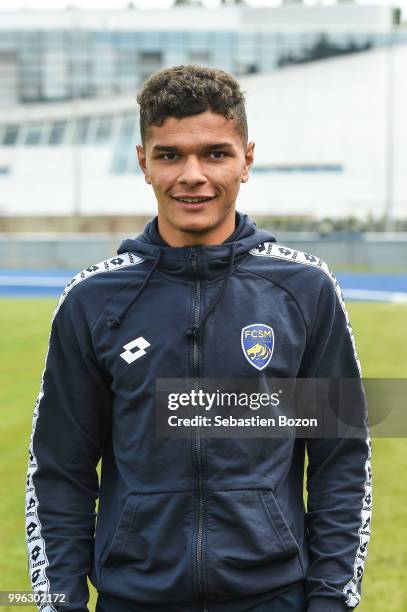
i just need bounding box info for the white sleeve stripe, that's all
[25,252,143,609]
[250,242,372,609]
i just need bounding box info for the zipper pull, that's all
[189,246,198,273]
[186,324,200,339]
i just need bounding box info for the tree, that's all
[173,0,203,5]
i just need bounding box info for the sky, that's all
[0,0,405,11]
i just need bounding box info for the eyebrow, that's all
[151,142,235,153]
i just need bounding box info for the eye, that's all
[160,153,178,161]
[209,151,227,159]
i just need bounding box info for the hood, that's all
[106,212,275,331]
[118,211,275,280]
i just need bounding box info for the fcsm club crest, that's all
[241,323,274,371]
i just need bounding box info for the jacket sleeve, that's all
[25,290,112,611]
[300,274,372,612]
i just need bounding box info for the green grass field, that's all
[0,298,406,611]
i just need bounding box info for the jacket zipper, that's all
[189,247,208,612]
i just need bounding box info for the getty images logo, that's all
[120,337,151,364]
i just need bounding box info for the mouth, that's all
[171,195,216,208]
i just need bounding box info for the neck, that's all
[157,213,237,247]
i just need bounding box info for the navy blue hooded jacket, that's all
[26,212,372,612]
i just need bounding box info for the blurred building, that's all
[0,4,402,107]
[0,4,405,223]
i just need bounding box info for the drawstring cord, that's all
[106,243,237,332]
[186,243,237,339]
[106,250,162,329]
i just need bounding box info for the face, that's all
[137,111,254,246]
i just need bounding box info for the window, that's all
[139,51,162,63]
[90,31,112,45]
[116,50,138,79]
[25,124,43,146]
[188,51,210,64]
[48,121,66,145]
[235,61,259,75]
[138,52,162,80]
[21,31,42,51]
[44,30,67,48]
[166,31,186,50]
[210,31,234,48]
[110,115,137,174]
[94,116,113,144]
[138,31,161,49]
[115,32,138,48]
[0,51,18,105]
[0,32,15,47]
[238,32,256,47]
[186,31,208,50]
[3,125,19,146]
[74,118,90,145]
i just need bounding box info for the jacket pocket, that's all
[206,489,303,599]
[99,493,143,568]
[99,491,195,604]
[259,489,300,555]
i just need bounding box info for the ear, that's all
[136,144,151,185]
[241,141,255,184]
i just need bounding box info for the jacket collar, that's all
[117,211,275,280]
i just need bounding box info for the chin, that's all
[178,221,214,235]
[173,213,217,234]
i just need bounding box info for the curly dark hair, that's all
[137,64,247,145]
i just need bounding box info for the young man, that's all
[26,65,372,612]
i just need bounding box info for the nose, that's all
[177,155,207,187]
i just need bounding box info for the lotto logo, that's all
[31,545,42,562]
[26,522,37,537]
[120,337,151,364]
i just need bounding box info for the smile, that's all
[172,196,215,203]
